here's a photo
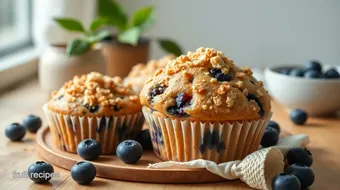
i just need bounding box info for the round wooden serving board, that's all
[36,127,226,183]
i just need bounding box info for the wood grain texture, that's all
[36,127,225,183]
[0,78,340,189]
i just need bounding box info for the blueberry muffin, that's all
[125,55,175,93]
[43,72,144,154]
[140,47,272,163]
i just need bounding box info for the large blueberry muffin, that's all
[125,55,175,93]
[43,72,144,154]
[140,48,272,163]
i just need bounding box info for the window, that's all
[0,0,33,58]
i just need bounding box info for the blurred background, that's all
[0,0,339,90]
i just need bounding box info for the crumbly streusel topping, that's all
[140,47,271,121]
[49,72,141,116]
[127,55,175,79]
[125,55,175,93]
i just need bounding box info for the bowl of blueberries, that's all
[265,60,340,116]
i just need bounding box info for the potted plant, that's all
[98,0,183,77]
[39,17,110,93]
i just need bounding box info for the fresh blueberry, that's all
[5,123,26,141]
[135,129,153,149]
[272,173,301,190]
[280,68,291,75]
[22,115,42,133]
[71,161,96,185]
[304,60,322,73]
[28,161,54,183]
[247,94,264,117]
[209,68,232,81]
[149,85,167,103]
[267,120,280,134]
[261,127,279,148]
[116,140,143,164]
[290,68,304,77]
[167,93,192,117]
[290,109,308,125]
[84,104,100,113]
[286,164,315,189]
[77,139,102,161]
[287,147,313,167]
[323,68,340,79]
[304,70,321,79]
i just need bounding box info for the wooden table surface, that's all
[0,78,339,190]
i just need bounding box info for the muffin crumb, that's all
[256,89,264,97]
[235,81,244,88]
[210,78,218,83]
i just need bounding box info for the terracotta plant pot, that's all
[39,44,106,93]
[102,38,150,78]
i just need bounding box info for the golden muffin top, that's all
[140,47,271,121]
[48,72,141,116]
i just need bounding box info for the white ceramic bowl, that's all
[265,66,340,116]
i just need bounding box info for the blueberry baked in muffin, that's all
[43,72,144,154]
[140,47,272,163]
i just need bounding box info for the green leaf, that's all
[117,27,140,46]
[90,17,108,33]
[97,0,128,31]
[158,39,183,56]
[54,18,85,33]
[86,30,112,44]
[66,39,90,56]
[131,6,155,31]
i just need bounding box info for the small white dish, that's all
[264,66,340,116]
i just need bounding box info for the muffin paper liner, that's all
[43,104,144,154]
[142,106,272,163]
[149,134,310,190]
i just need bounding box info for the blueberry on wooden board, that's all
[23,115,42,133]
[5,123,26,141]
[261,127,279,148]
[116,140,143,164]
[77,139,102,161]
[290,109,308,125]
[71,161,96,185]
[272,173,301,190]
[28,161,54,183]
[286,164,315,189]
[287,147,313,167]
[267,120,280,134]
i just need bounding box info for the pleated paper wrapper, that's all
[148,134,310,190]
[142,106,272,163]
[43,104,144,154]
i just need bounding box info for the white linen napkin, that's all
[148,134,309,190]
